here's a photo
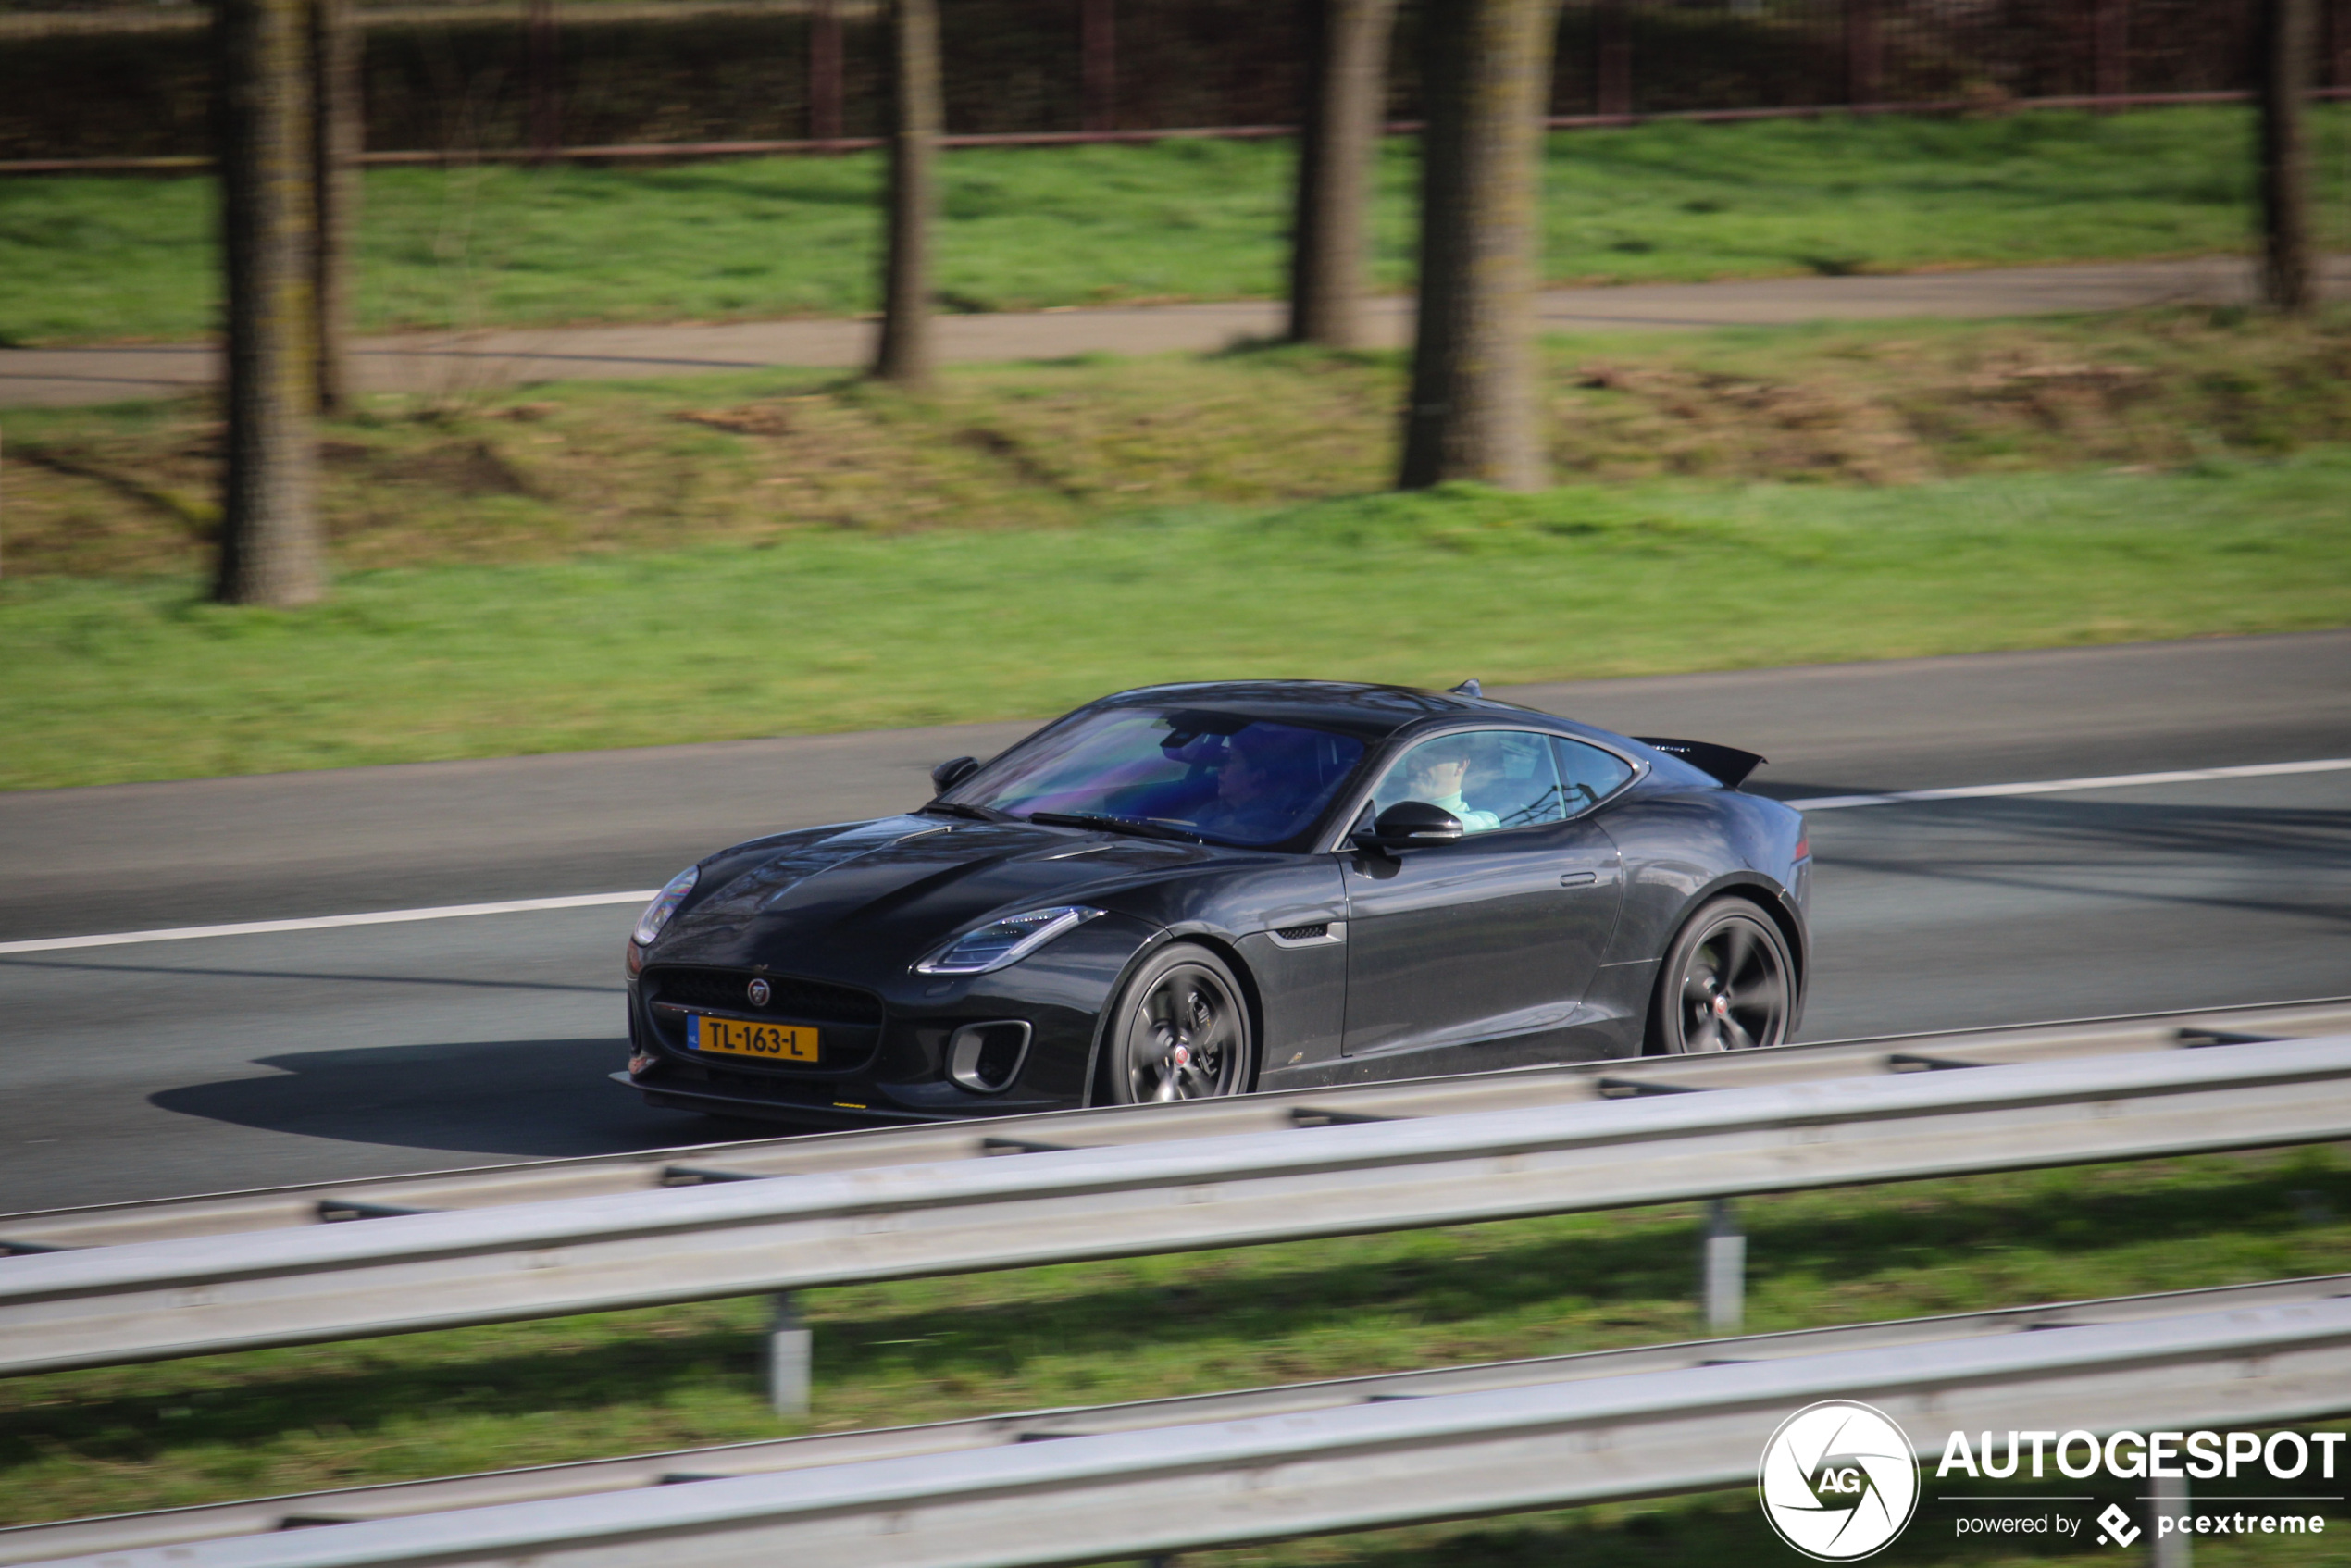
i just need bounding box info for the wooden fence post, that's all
[810,0,842,146]
[1082,0,1116,131]
[2091,0,2127,104]
[1846,0,1882,106]
[1594,0,1630,118]
[527,0,559,161]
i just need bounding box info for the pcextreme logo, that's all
[1759,1400,1922,1561]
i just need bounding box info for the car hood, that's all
[648,814,1243,972]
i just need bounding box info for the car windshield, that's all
[948,708,1368,847]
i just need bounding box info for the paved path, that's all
[3,633,2346,1208]
[5,255,2342,407]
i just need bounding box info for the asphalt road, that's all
[6,255,2345,406]
[3,632,2345,1213]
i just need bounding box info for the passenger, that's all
[1399,738,1501,832]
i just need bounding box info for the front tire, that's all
[1101,944,1255,1103]
[1646,896,1794,1054]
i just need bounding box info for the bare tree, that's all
[1289,0,1399,348]
[310,0,360,413]
[2258,0,2317,314]
[215,0,325,605]
[873,0,941,390]
[1397,0,1556,492]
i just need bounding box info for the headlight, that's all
[632,865,700,947]
[916,905,1104,975]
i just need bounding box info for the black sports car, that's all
[616,679,1810,1125]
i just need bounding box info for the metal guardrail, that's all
[5,1027,2351,1376]
[6,1272,2344,1563]
[17,1286,2351,1568]
[7,999,2345,1255]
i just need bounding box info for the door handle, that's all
[1559,870,1598,887]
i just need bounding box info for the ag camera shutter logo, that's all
[1759,1400,1922,1560]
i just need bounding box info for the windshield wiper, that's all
[918,801,1010,823]
[1027,811,1202,843]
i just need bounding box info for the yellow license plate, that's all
[691,1015,820,1063]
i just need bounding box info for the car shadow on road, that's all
[147,1036,736,1159]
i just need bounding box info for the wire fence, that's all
[1,0,2345,168]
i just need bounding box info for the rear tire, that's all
[1645,897,1794,1054]
[1101,944,1256,1103]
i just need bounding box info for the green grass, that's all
[4,443,2349,790]
[4,1146,2347,1558]
[4,105,2347,344]
[18,307,2351,580]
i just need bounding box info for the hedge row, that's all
[0,0,2269,162]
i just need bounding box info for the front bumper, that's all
[615,911,1163,1124]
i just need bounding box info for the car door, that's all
[1340,729,1625,1069]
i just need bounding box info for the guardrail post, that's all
[1702,1199,1744,1334]
[2150,1473,2190,1566]
[766,1293,812,1417]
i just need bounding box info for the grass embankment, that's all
[5,309,2350,790]
[3,1147,2346,1561]
[5,105,2347,344]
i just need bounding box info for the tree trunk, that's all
[2258,0,2316,314]
[310,0,359,413]
[873,0,940,389]
[1397,0,1554,492]
[1288,0,1399,349]
[214,0,324,606]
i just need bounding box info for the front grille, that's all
[646,966,884,1027]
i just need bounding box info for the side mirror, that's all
[930,756,979,793]
[1357,800,1464,851]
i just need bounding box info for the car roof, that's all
[1084,679,1571,745]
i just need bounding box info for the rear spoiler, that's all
[1633,737,1765,790]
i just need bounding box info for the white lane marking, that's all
[6,756,2345,953]
[0,890,657,956]
[1789,756,2351,812]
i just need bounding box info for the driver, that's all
[1399,737,1500,832]
[1192,727,1312,841]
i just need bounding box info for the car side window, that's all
[1369,730,1567,836]
[1553,737,1635,815]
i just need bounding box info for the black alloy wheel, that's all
[1105,944,1255,1103]
[1648,897,1794,1054]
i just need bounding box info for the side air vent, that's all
[1267,921,1346,948]
[947,1021,1032,1094]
